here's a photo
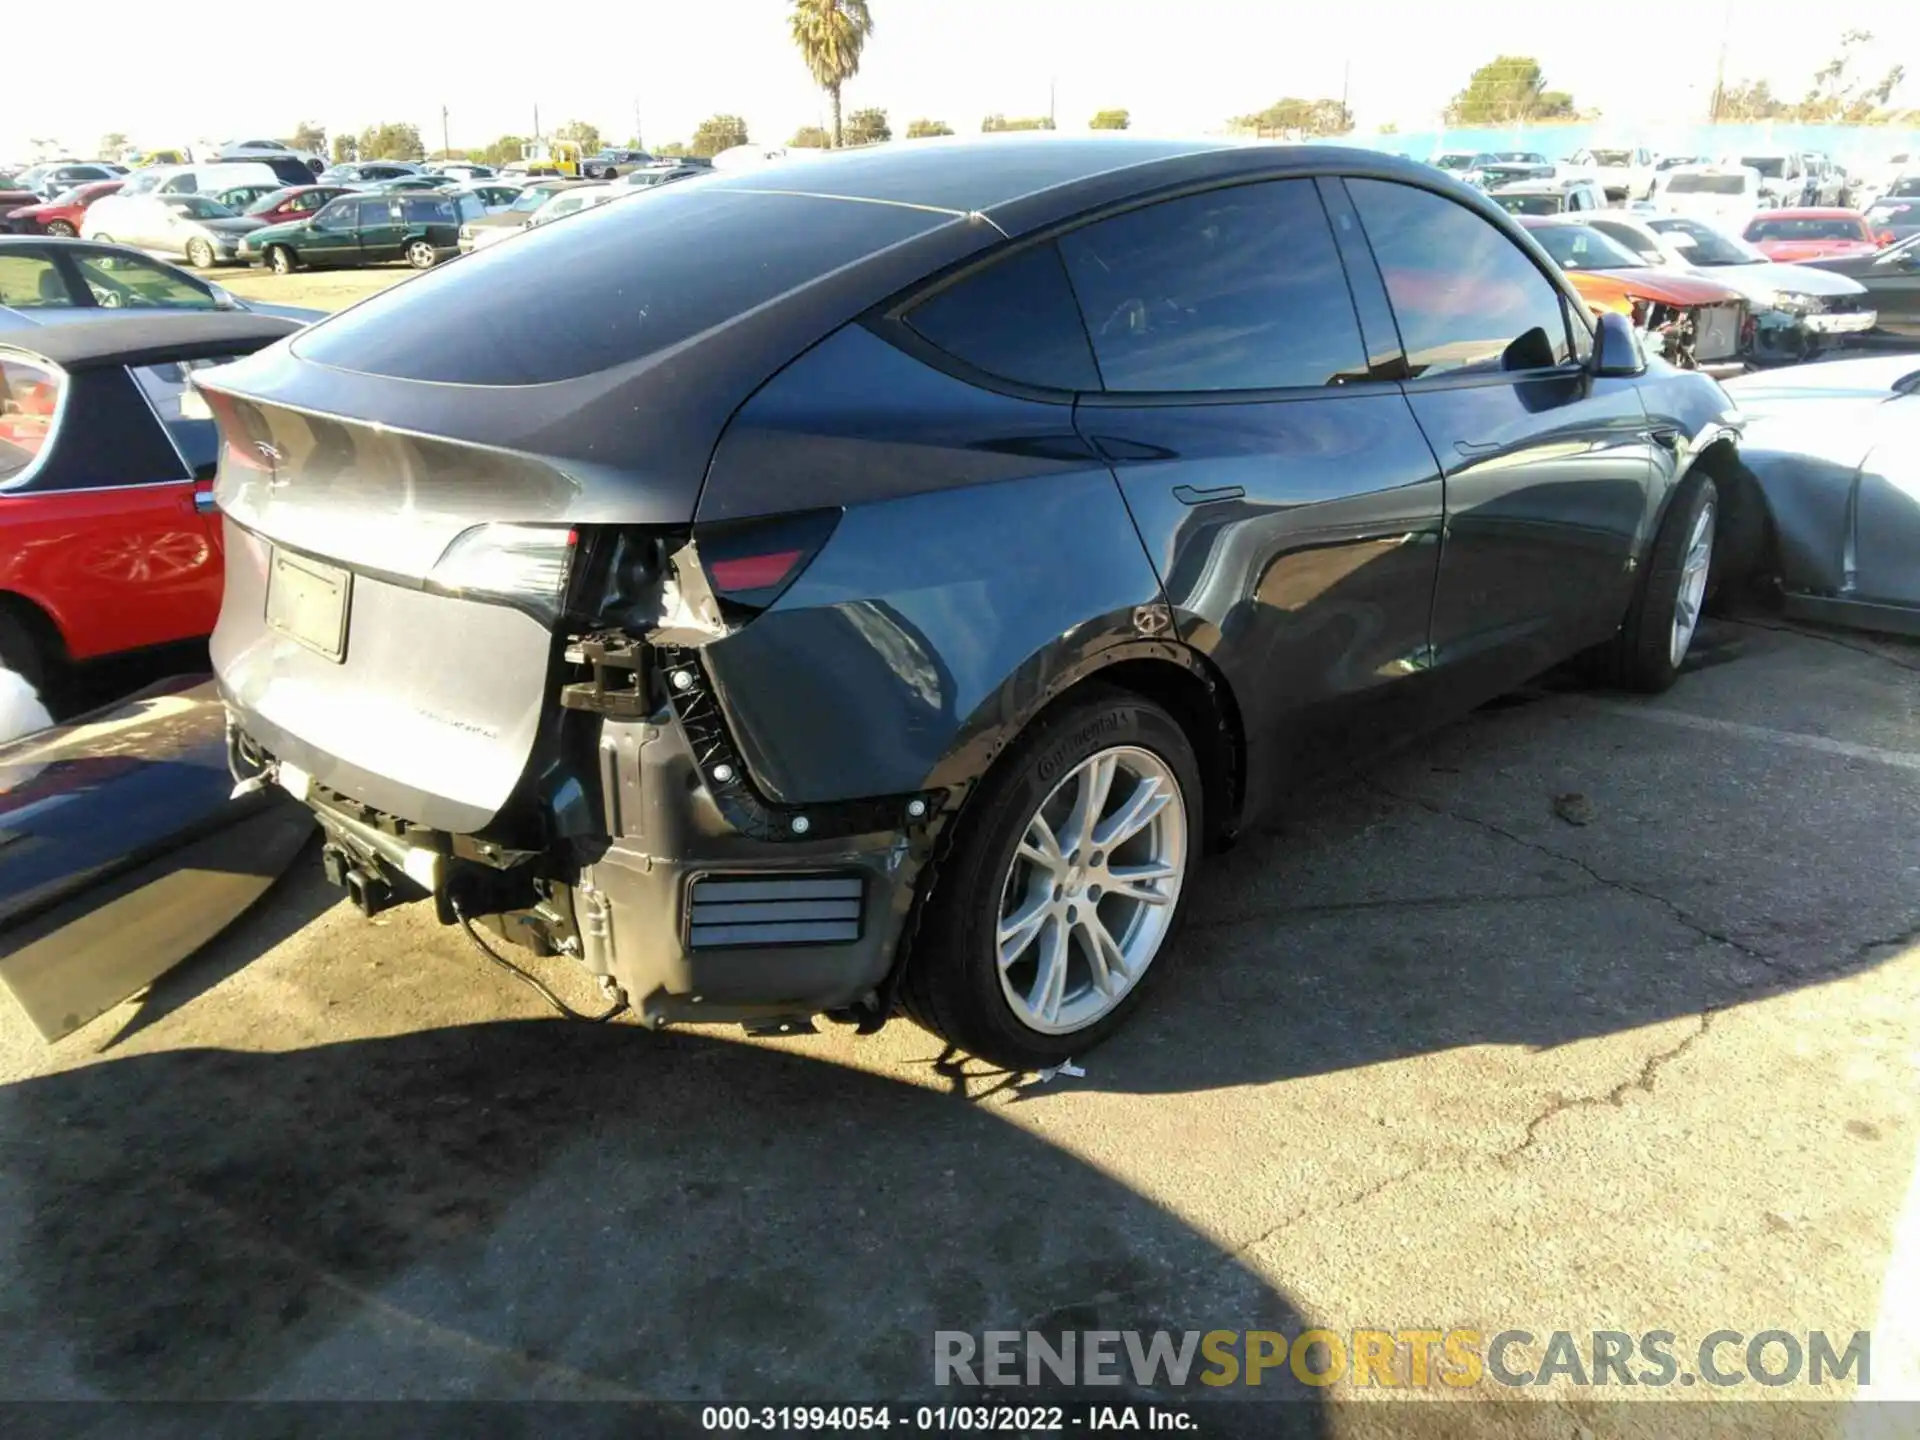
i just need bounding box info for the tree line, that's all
[56,11,1913,169]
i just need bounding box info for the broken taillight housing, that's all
[426,522,577,625]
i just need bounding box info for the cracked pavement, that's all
[1,616,1917,1431]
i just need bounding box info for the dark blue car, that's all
[197,136,1742,1066]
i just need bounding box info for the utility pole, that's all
[1049,77,1056,130]
[533,104,541,141]
[634,99,643,150]
[1709,0,1730,122]
[440,105,450,160]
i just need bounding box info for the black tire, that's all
[0,602,56,698]
[186,238,214,269]
[268,245,296,275]
[900,686,1204,1069]
[1593,471,1718,693]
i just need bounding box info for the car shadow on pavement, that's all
[0,1020,1326,1429]
[1031,622,1920,1099]
[94,839,341,1052]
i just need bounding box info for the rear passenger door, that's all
[1344,177,1657,690]
[355,198,405,262]
[1052,177,1447,800]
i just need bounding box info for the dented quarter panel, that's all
[1620,360,1744,546]
[697,327,1165,804]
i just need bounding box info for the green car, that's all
[242,191,485,274]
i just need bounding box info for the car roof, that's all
[1754,208,1861,220]
[0,312,301,369]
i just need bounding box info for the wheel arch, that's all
[1683,434,1774,593]
[0,588,73,677]
[932,638,1248,852]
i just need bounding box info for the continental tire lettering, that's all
[1035,710,1126,783]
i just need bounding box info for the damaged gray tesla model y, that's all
[199,137,1742,1067]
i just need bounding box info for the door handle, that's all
[1647,425,1682,449]
[193,490,218,514]
[1454,439,1502,457]
[1171,483,1245,506]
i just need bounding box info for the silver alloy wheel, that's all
[994,745,1187,1035]
[407,240,436,268]
[187,239,212,269]
[1670,498,1716,668]
[45,221,74,237]
[270,247,293,274]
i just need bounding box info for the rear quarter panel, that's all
[696,324,1169,806]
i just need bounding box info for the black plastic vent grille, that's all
[687,874,864,949]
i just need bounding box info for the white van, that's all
[115,162,286,198]
[1658,164,1767,227]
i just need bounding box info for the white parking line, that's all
[1589,703,1920,774]
[1846,1134,1920,1430]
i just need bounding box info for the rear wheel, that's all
[268,245,296,275]
[901,687,1201,1069]
[0,603,57,698]
[43,220,75,237]
[186,238,214,269]
[1594,471,1718,693]
[405,239,438,270]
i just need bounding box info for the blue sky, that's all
[6,0,1916,160]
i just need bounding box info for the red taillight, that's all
[709,550,804,593]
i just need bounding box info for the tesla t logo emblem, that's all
[1133,603,1173,637]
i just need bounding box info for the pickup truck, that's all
[1568,145,1659,204]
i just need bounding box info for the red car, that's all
[0,312,300,692]
[1742,209,1891,262]
[5,179,123,237]
[239,184,356,225]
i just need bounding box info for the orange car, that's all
[1519,216,1751,369]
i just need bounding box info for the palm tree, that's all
[789,0,874,148]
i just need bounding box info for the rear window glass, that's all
[404,196,457,222]
[0,355,63,486]
[905,242,1099,391]
[294,187,950,386]
[1667,174,1749,196]
[129,357,243,475]
[1745,217,1865,242]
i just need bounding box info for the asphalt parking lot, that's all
[2,613,1916,1430]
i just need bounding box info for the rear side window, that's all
[0,254,74,311]
[404,196,457,223]
[904,242,1099,391]
[1055,178,1368,392]
[69,251,215,309]
[129,356,244,475]
[1348,178,1571,377]
[0,355,64,486]
[295,186,951,386]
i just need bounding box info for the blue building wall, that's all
[1340,123,1918,170]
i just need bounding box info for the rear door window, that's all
[68,251,216,309]
[1054,178,1369,392]
[903,242,1099,391]
[128,357,244,475]
[0,354,64,486]
[1347,178,1573,376]
[0,254,75,310]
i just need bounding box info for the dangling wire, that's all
[451,896,628,1023]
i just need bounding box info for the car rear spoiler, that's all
[0,676,313,1041]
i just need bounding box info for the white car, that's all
[1588,212,1877,362]
[1567,145,1659,203]
[1657,164,1767,228]
[460,182,619,253]
[79,192,258,268]
[82,164,282,246]
[1486,176,1608,217]
[1724,150,1807,208]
